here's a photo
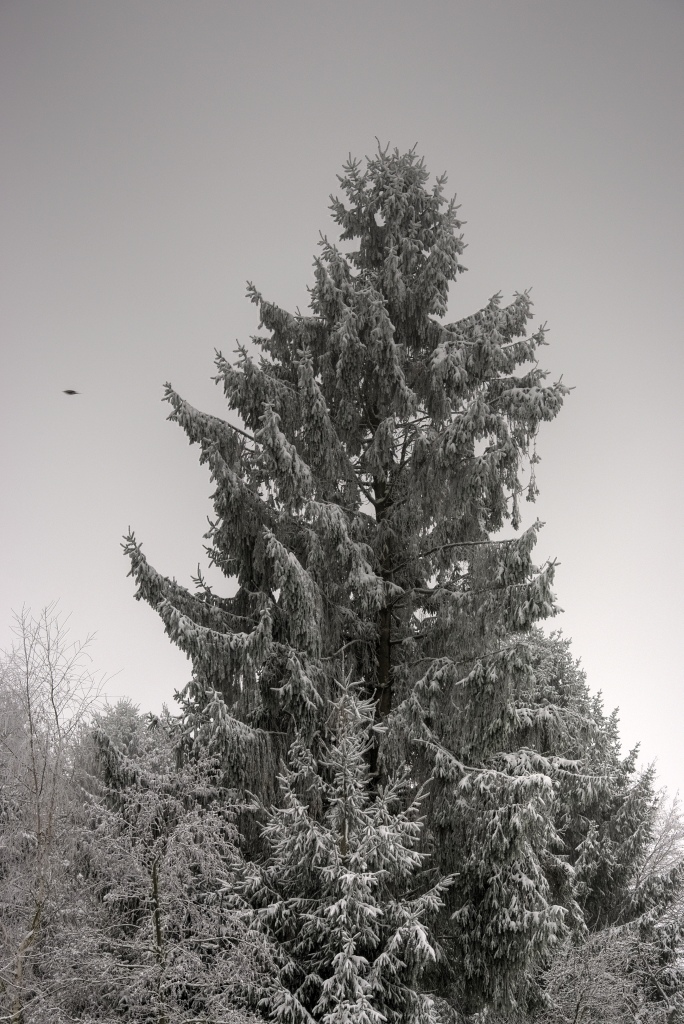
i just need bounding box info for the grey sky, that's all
[1,0,682,793]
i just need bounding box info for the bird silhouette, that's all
[63,389,80,395]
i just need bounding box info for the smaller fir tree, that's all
[531,632,667,932]
[242,676,451,1024]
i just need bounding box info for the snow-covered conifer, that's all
[242,677,449,1024]
[124,145,575,1012]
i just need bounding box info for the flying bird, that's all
[63,389,80,395]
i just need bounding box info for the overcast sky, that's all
[1,0,682,794]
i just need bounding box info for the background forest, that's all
[2,148,683,1024]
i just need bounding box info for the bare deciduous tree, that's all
[0,604,103,1023]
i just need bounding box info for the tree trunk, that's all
[151,858,168,1024]
[369,475,393,780]
[11,901,42,1024]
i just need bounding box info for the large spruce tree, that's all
[124,146,575,1013]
